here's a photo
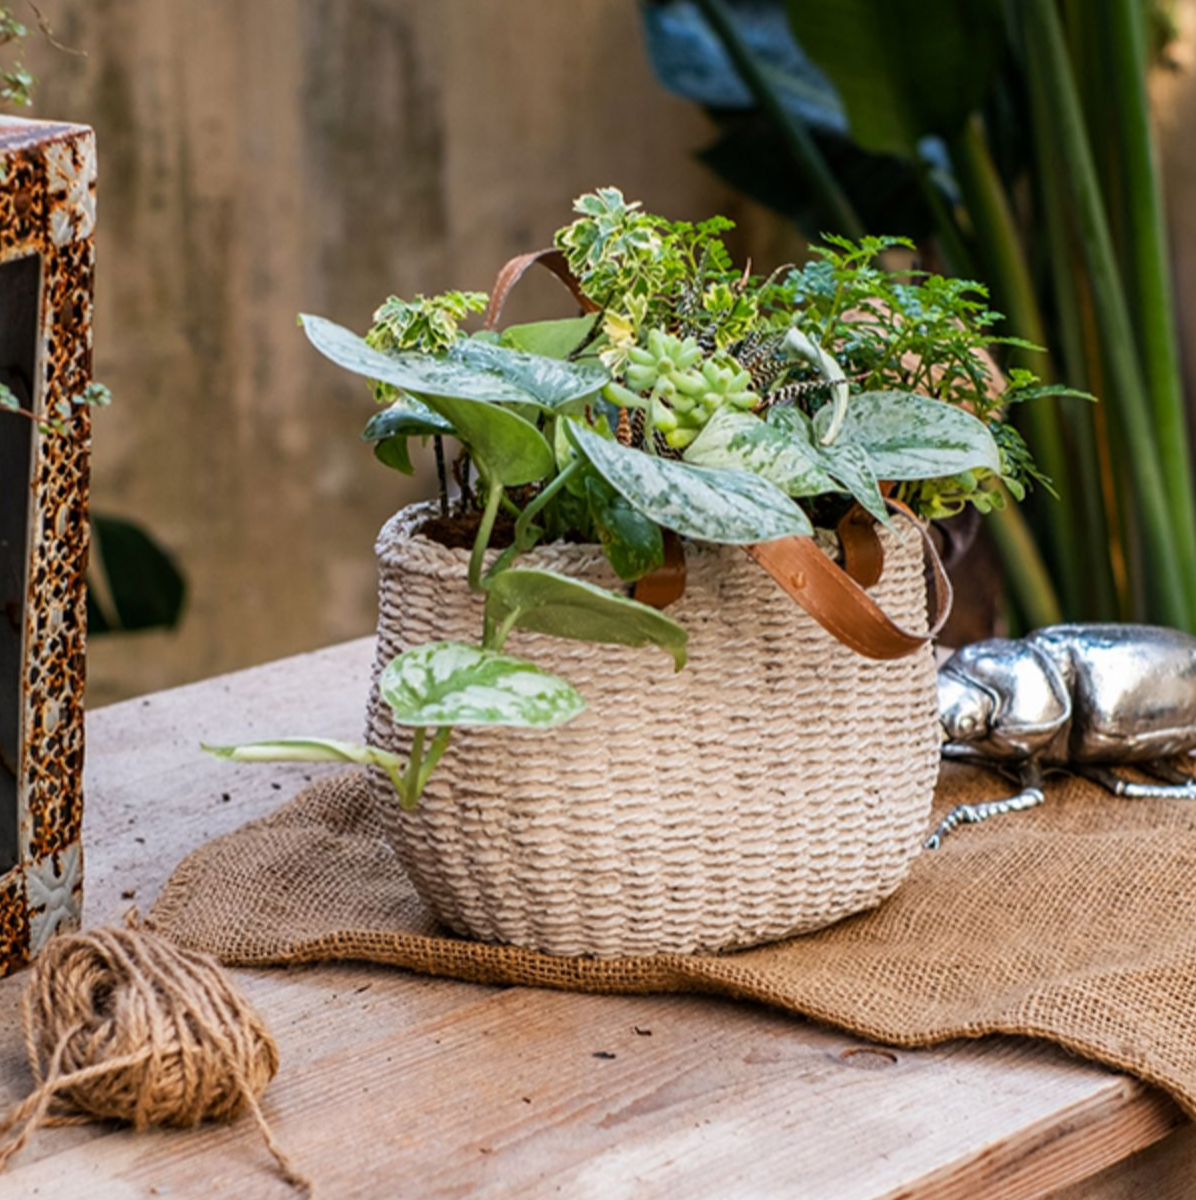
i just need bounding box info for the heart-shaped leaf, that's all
[813,389,1002,479]
[419,393,552,486]
[380,641,585,728]
[685,410,837,496]
[486,568,686,669]
[500,314,600,360]
[570,423,812,544]
[449,337,608,411]
[585,474,665,581]
[363,403,456,477]
[768,406,887,521]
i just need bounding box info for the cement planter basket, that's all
[365,503,940,958]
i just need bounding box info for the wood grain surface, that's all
[0,639,1185,1199]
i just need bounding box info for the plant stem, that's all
[1019,0,1193,628]
[398,726,427,809]
[692,0,866,239]
[460,453,472,512]
[512,457,581,550]
[433,436,449,516]
[414,727,453,797]
[468,481,504,592]
[486,609,521,654]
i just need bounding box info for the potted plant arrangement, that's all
[209,188,1058,956]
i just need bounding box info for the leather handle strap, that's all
[745,502,953,660]
[633,530,687,609]
[483,248,600,332]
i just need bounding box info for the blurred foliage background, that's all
[642,0,1196,634]
[7,0,1196,704]
[4,0,794,704]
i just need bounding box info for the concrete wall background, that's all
[16,0,792,705]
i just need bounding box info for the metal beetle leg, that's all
[1079,765,1196,800]
[1141,759,1196,786]
[924,764,1045,851]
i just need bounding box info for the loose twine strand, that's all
[0,922,312,1194]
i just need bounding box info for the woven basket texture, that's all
[365,502,940,957]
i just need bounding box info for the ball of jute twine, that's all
[0,922,312,1194]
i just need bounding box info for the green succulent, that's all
[612,329,758,450]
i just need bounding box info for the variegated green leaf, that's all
[585,474,665,581]
[817,439,888,523]
[380,641,585,728]
[813,390,1001,479]
[302,315,534,403]
[571,424,812,544]
[449,337,608,411]
[684,410,837,497]
[768,406,887,521]
[486,568,686,668]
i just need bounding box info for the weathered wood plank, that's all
[0,639,1184,1198]
[1046,1120,1196,1200]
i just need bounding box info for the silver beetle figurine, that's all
[928,623,1196,848]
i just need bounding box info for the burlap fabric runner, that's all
[148,763,1196,1118]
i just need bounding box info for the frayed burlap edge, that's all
[147,765,1196,1121]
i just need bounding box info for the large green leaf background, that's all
[786,0,1006,156]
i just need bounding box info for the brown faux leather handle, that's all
[483,248,600,331]
[746,501,953,660]
[633,530,687,609]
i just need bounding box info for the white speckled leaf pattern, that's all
[813,390,1001,479]
[684,410,837,496]
[817,439,889,523]
[379,641,586,728]
[450,338,607,411]
[302,315,606,412]
[302,315,538,403]
[571,425,812,544]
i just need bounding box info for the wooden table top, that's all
[0,638,1190,1199]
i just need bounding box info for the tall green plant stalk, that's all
[947,113,1077,618]
[986,495,1064,628]
[1035,149,1122,619]
[1098,0,1196,614]
[1018,0,1196,628]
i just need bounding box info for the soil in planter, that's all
[416,508,592,551]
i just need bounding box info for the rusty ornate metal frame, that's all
[0,117,95,975]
